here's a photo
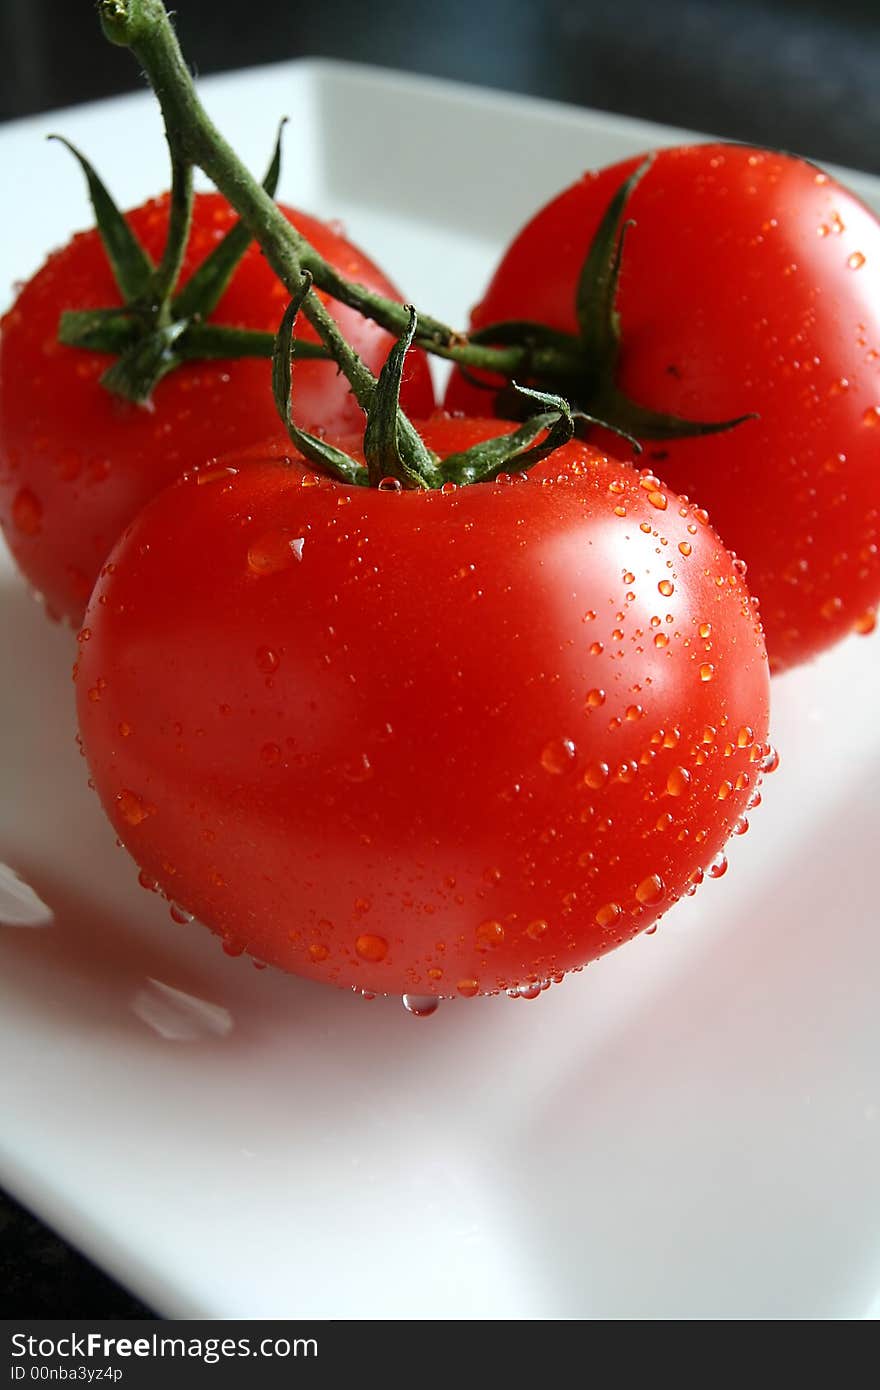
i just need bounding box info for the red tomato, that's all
[446,145,880,672]
[0,191,434,623]
[75,418,769,1000]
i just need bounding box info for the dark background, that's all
[2,0,878,1320]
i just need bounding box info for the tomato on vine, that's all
[74,410,770,999]
[446,144,880,672]
[0,163,434,623]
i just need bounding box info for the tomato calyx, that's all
[53,125,328,405]
[273,274,578,489]
[468,159,757,445]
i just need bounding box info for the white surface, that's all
[1,60,879,1321]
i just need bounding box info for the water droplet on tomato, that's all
[848,251,866,269]
[595,902,622,928]
[585,688,606,708]
[635,873,665,905]
[526,918,548,940]
[854,607,877,635]
[11,488,42,536]
[402,994,440,1017]
[541,737,577,774]
[355,933,388,962]
[247,530,305,575]
[255,645,280,673]
[456,978,480,998]
[763,745,780,774]
[708,852,728,878]
[583,761,610,789]
[699,663,715,682]
[508,981,543,1000]
[308,943,330,962]
[378,476,402,492]
[116,789,153,826]
[169,902,194,924]
[475,919,505,949]
[666,766,691,797]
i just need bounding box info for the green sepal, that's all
[594,387,758,442]
[58,308,143,354]
[442,385,576,485]
[576,156,652,371]
[272,277,366,487]
[49,134,155,303]
[364,308,439,489]
[468,319,582,356]
[99,319,189,401]
[59,309,328,365]
[172,119,288,323]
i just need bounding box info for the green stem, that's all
[95,0,585,384]
[151,151,193,314]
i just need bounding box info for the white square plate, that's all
[1,60,879,1320]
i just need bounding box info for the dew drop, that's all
[12,488,42,536]
[848,251,866,270]
[247,530,305,575]
[585,688,606,709]
[526,918,548,940]
[169,902,194,924]
[763,745,780,774]
[583,761,610,789]
[508,981,543,1000]
[541,737,577,774]
[116,789,153,826]
[708,851,728,878]
[255,645,280,673]
[378,476,402,493]
[854,607,877,635]
[636,873,665,905]
[699,662,715,682]
[308,942,330,962]
[456,978,480,998]
[666,766,691,797]
[658,579,674,597]
[475,919,505,949]
[355,933,388,962]
[402,994,440,1018]
[595,901,622,928]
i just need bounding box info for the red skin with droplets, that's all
[75,418,770,998]
[445,144,880,672]
[0,192,435,623]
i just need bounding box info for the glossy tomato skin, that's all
[0,192,434,623]
[75,419,769,998]
[446,145,880,672]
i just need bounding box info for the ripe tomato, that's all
[75,417,769,1000]
[0,191,434,623]
[446,145,880,672]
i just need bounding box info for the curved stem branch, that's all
[96,0,585,383]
